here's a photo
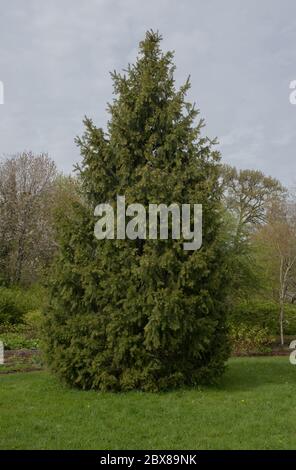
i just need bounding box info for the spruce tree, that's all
[44,31,230,391]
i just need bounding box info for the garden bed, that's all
[0,348,42,374]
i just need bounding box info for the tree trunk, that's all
[279,300,284,347]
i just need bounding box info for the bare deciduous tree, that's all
[255,197,296,346]
[0,152,57,284]
[221,165,285,247]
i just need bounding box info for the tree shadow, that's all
[214,357,296,392]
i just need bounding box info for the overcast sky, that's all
[0,0,296,185]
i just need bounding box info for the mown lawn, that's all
[0,357,295,450]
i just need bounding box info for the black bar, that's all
[0,450,296,465]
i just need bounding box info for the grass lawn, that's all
[0,357,295,450]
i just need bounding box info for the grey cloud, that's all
[0,0,296,185]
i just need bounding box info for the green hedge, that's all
[0,285,46,325]
[0,289,24,324]
[229,301,296,336]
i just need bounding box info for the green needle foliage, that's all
[44,31,230,391]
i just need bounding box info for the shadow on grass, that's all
[215,357,296,392]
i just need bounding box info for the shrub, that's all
[0,324,40,350]
[229,323,274,355]
[229,301,296,336]
[0,285,46,326]
[0,332,40,350]
[0,288,24,324]
[16,284,47,314]
[23,309,43,329]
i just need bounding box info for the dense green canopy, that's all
[44,31,230,391]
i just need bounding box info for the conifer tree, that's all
[44,31,230,391]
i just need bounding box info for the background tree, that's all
[254,196,296,345]
[0,152,57,285]
[221,165,284,247]
[220,165,285,302]
[44,31,231,391]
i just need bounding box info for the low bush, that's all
[23,309,43,329]
[19,284,47,314]
[0,323,40,350]
[0,284,46,326]
[229,323,274,355]
[0,288,24,324]
[0,332,40,350]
